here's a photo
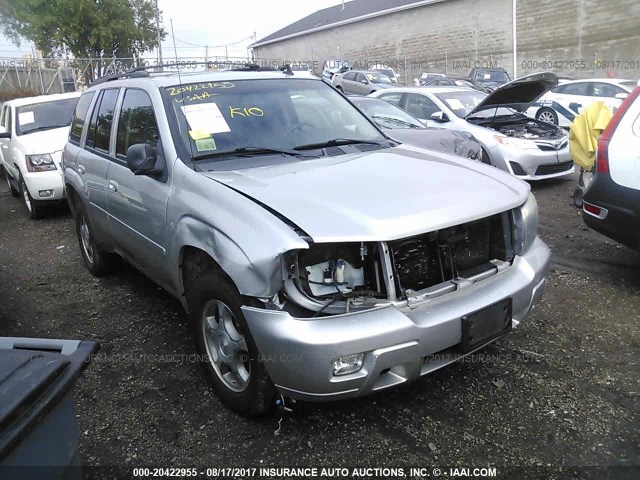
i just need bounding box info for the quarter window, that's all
[69,92,95,144]
[115,89,159,158]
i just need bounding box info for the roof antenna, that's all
[170,19,196,168]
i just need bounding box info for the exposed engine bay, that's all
[470,115,565,140]
[283,213,514,316]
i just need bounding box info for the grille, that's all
[537,139,568,151]
[389,213,512,294]
[535,161,573,176]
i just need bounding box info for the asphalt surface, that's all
[0,169,638,480]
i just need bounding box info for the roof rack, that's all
[89,61,294,86]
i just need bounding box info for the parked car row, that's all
[370,72,575,180]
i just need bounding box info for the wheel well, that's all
[180,247,234,304]
[65,184,80,215]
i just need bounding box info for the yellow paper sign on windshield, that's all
[189,129,210,140]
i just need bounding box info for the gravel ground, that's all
[0,169,638,480]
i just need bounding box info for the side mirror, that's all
[361,79,369,84]
[614,92,628,100]
[126,143,160,176]
[430,111,450,123]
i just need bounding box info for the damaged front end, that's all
[277,202,534,316]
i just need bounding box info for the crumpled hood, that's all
[202,145,529,243]
[387,128,482,159]
[19,127,70,155]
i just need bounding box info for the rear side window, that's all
[86,89,119,153]
[69,92,95,144]
[115,89,159,158]
[558,82,589,96]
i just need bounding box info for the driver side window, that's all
[405,93,439,120]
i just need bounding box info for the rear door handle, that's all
[77,164,86,174]
[108,180,118,192]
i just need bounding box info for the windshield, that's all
[16,97,79,135]
[476,70,510,83]
[620,81,636,90]
[165,78,385,159]
[435,91,487,117]
[366,72,393,84]
[352,99,423,129]
[374,69,395,79]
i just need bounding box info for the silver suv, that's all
[63,68,550,416]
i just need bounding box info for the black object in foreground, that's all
[0,337,99,480]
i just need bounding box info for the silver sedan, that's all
[370,72,574,180]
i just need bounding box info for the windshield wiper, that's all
[193,146,312,161]
[21,124,68,134]
[294,138,383,150]
[372,115,421,129]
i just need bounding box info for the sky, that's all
[0,0,341,60]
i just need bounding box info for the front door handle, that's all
[77,164,86,174]
[108,180,118,192]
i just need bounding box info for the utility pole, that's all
[155,0,163,63]
[512,0,517,78]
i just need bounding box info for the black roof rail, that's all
[89,61,295,86]
[89,69,150,87]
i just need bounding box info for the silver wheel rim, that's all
[539,111,556,124]
[21,180,32,213]
[201,300,251,392]
[79,216,94,264]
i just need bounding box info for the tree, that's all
[0,0,164,63]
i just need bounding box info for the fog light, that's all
[39,190,54,198]
[332,353,364,376]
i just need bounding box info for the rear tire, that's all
[74,204,121,276]
[188,272,277,416]
[481,148,492,166]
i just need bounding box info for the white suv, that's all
[582,87,640,250]
[0,92,80,218]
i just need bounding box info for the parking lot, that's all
[0,170,638,478]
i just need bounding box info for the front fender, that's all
[171,216,287,298]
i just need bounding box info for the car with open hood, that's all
[370,72,574,180]
[349,96,482,161]
[63,69,550,416]
[0,91,81,218]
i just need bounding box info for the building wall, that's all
[254,0,640,83]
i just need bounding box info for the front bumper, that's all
[242,237,551,401]
[23,170,65,201]
[491,144,574,181]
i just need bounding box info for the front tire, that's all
[4,168,19,197]
[74,205,121,276]
[536,107,558,125]
[20,175,42,219]
[189,273,277,416]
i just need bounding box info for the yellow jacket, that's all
[569,101,613,170]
